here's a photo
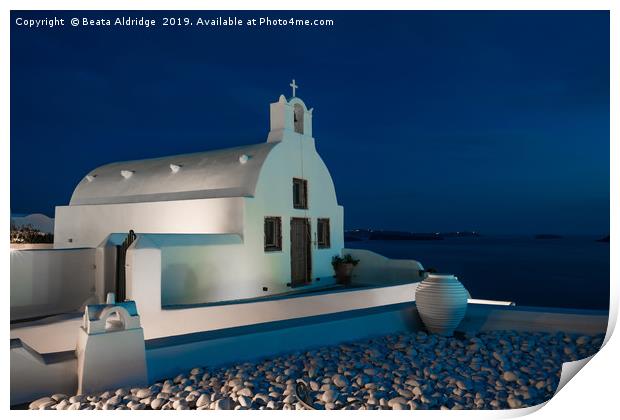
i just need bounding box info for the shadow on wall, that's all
[401,306,424,331]
[161,264,204,306]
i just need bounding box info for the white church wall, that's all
[53,197,245,249]
[161,244,251,305]
[10,248,97,321]
[119,234,254,306]
[245,132,345,293]
[142,233,292,306]
[156,235,252,306]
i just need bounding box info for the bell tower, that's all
[267,79,313,143]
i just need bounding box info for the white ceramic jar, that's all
[415,273,469,335]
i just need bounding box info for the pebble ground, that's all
[28,330,604,410]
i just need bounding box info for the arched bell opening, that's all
[100,306,130,332]
[293,103,304,134]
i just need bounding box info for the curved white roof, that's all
[70,142,278,205]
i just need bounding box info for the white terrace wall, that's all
[10,248,98,321]
[10,341,77,406]
[124,236,420,341]
[344,248,426,285]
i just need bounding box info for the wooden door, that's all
[290,218,311,286]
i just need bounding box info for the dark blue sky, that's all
[10,11,609,234]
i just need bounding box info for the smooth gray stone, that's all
[129,402,146,410]
[29,397,53,410]
[38,401,57,410]
[576,336,590,346]
[150,398,165,410]
[214,397,233,410]
[51,393,68,402]
[253,393,269,403]
[332,374,349,388]
[114,388,128,397]
[397,388,414,398]
[507,397,523,409]
[502,371,518,382]
[191,367,204,376]
[69,395,86,404]
[321,390,340,403]
[238,395,252,408]
[237,387,253,397]
[196,393,211,407]
[55,400,70,410]
[172,399,188,410]
[99,391,113,399]
[388,397,407,407]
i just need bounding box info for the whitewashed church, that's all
[53,81,344,305]
[11,83,428,404]
[13,81,600,408]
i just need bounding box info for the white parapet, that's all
[10,339,76,406]
[10,247,98,321]
[343,248,425,285]
[76,299,147,395]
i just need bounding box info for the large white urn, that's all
[415,273,469,336]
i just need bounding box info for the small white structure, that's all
[53,83,345,304]
[76,297,147,394]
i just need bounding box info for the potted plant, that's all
[418,267,438,278]
[332,254,360,285]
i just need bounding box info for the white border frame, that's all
[2,2,617,419]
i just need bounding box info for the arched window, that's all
[293,103,304,134]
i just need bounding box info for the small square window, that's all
[317,218,330,249]
[293,178,308,209]
[264,217,282,252]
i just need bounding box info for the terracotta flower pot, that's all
[415,273,469,336]
[335,263,354,285]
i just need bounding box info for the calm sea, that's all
[345,235,609,310]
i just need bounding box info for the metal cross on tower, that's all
[290,79,298,97]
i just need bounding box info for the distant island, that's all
[344,229,481,242]
[596,235,610,243]
[534,234,564,240]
